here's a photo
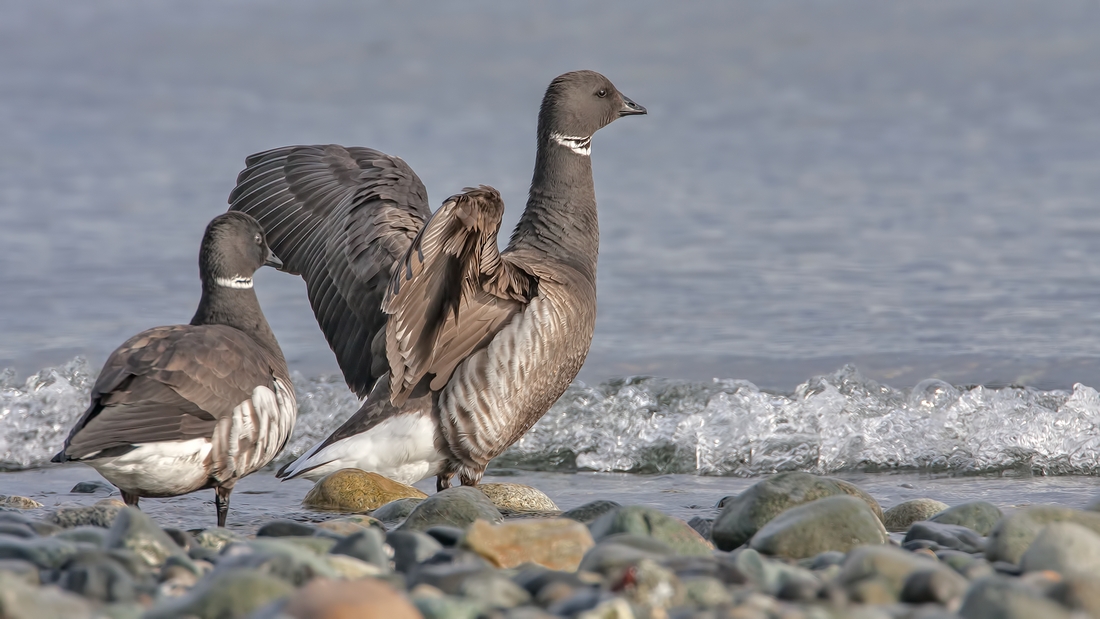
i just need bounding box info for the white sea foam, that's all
[4,358,1100,476]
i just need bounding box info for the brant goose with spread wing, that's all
[53,212,296,526]
[228,70,645,490]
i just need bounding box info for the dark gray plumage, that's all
[53,212,296,527]
[228,70,645,490]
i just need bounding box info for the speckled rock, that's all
[883,498,949,532]
[303,469,427,512]
[372,497,426,522]
[748,495,888,559]
[106,507,190,569]
[712,472,884,550]
[930,501,1003,536]
[283,576,421,619]
[1020,521,1100,576]
[958,575,1073,619]
[0,495,42,510]
[398,487,502,531]
[589,505,713,556]
[985,505,1100,564]
[562,500,622,525]
[44,501,124,528]
[145,568,295,619]
[192,527,243,552]
[462,518,594,571]
[478,483,559,512]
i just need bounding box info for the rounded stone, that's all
[462,518,594,571]
[315,515,385,536]
[588,505,713,556]
[45,503,123,529]
[330,528,389,571]
[985,506,1100,564]
[562,500,622,525]
[748,495,888,559]
[959,575,1074,619]
[70,481,114,494]
[397,487,502,532]
[904,521,986,554]
[0,572,97,619]
[1021,521,1100,576]
[257,520,318,538]
[930,501,1003,536]
[883,498,949,532]
[371,497,425,522]
[284,576,420,619]
[106,507,191,569]
[477,483,559,512]
[0,495,43,510]
[712,472,884,551]
[303,469,427,513]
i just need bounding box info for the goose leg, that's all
[459,468,483,487]
[215,486,232,528]
[436,473,454,492]
[121,490,140,509]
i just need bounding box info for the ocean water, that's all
[3,1,1100,519]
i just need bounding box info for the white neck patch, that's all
[550,132,592,156]
[214,275,253,289]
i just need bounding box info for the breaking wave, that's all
[3,357,1100,476]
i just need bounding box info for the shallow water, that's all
[3,465,1099,533]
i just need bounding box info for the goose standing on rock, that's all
[229,70,645,490]
[53,212,296,527]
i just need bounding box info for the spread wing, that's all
[228,145,430,397]
[58,325,276,460]
[383,186,536,406]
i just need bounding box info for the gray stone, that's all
[0,523,36,539]
[936,549,995,580]
[1049,574,1100,616]
[70,481,114,494]
[958,575,1073,619]
[687,516,713,541]
[883,498,949,532]
[330,528,390,571]
[145,568,295,619]
[0,572,97,619]
[459,570,532,608]
[985,505,1100,564]
[681,575,734,608]
[748,495,888,559]
[256,520,317,538]
[1020,521,1100,576]
[260,535,335,555]
[372,497,425,522]
[719,547,819,597]
[55,525,108,547]
[0,535,77,569]
[0,559,39,586]
[899,568,969,605]
[577,534,676,575]
[562,500,622,524]
[712,472,884,550]
[930,501,1003,536]
[413,594,485,619]
[105,507,190,569]
[217,538,341,585]
[45,503,123,528]
[589,505,713,556]
[838,545,945,593]
[398,487,502,531]
[904,521,986,553]
[59,553,137,603]
[425,525,465,548]
[387,530,444,573]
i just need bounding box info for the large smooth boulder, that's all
[462,518,594,571]
[712,472,883,550]
[398,487,502,532]
[985,506,1100,564]
[303,469,427,512]
[748,495,888,559]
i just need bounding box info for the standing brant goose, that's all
[53,212,296,527]
[228,70,645,490]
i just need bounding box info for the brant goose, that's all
[228,70,644,490]
[53,212,296,526]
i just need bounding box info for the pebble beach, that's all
[2,468,1099,618]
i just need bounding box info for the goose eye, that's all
[596,89,607,98]
[255,233,262,245]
